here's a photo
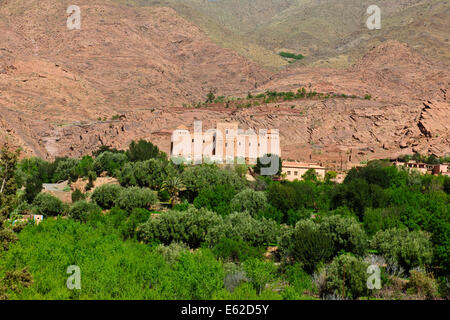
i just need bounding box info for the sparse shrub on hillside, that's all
[116,187,158,212]
[91,184,122,209]
[278,52,304,60]
[205,91,215,103]
[32,193,64,217]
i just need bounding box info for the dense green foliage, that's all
[278,51,305,60]
[91,184,123,209]
[32,193,64,217]
[1,143,448,300]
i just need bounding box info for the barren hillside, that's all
[0,0,448,166]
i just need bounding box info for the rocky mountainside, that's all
[0,0,448,166]
[135,0,450,68]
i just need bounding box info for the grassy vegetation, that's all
[278,52,305,60]
[182,88,370,109]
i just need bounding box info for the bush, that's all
[362,207,402,236]
[212,237,265,262]
[116,187,158,212]
[92,151,127,176]
[318,215,368,257]
[53,158,80,182]
[85,171,97,191]
[181,165,246,201]
[24,175,42,204]
[286,208,312,226]
[243,258,277,294]
[257,205,283,224]
[91,184,122,209]
[71,189,85,203]
[207,212,281,247]
[284,220,334,274]
[32,193,64,217]
[193,184,235,216]
[117,159,174,189]
[0,228,18,251]
[121,208,151,239]
[408,270,439,299]
[68,201,102,222]
[158,189,170,202]
[138,207,223,248]
[371,228,433,273]
[155,242,190,265]
[324,254,369,299]
[285,264,314,295]
[230,189,267,217]
[126,139,165,162]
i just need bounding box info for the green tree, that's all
[0,145,19,226]
[138,207,223,248]
[91,184,122,209]
[161,176,186,207]
[371,228,433,273]
[230,188,268,217]
[194,184,236,216]
[324,254,369,299]
[32,193,64,217]
[302,168,318,182]
[24,175,42,204]
[71,189,85,203]
[116,187,158,212]
[243,258,277,294]
[68,200,102,222]
[126,139,165,162]
[284,220,334,274]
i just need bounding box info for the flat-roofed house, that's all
[282,161,326,181]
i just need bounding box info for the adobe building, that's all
[170,122,281,165]
[393,161,447,175]
[282,161,326,181]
